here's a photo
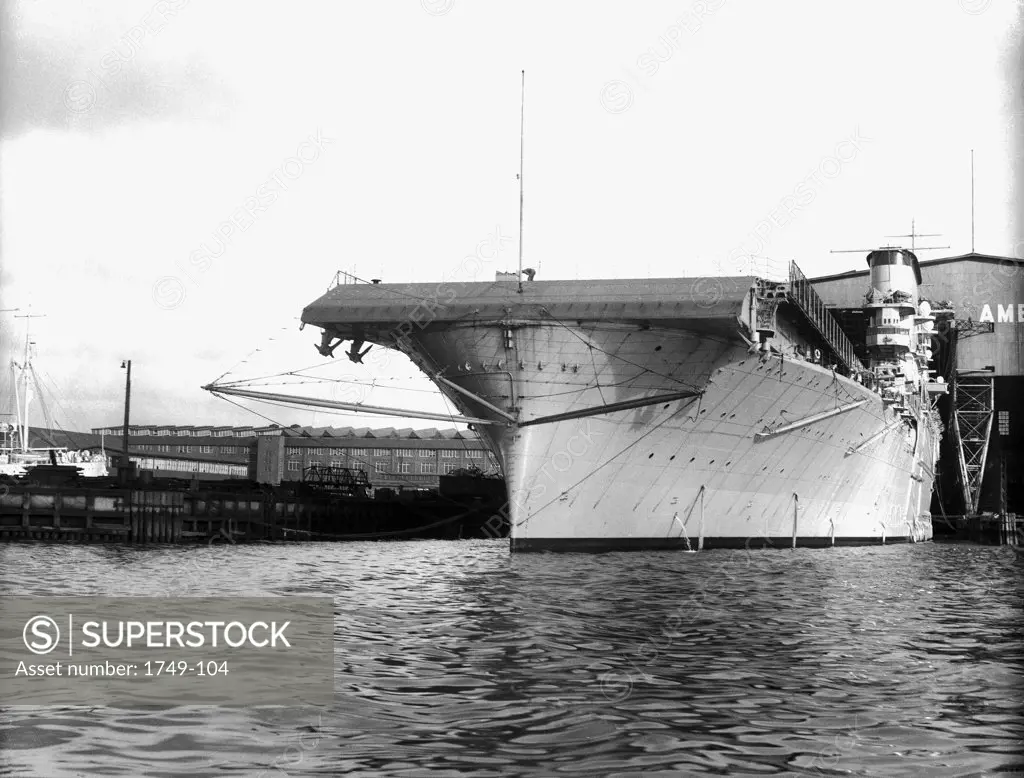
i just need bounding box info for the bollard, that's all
[792,493,799,549]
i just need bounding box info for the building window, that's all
[441,449,458,458]
[329,460,341,468]
[350,448,367,456]
[287,461,300,472]
[998,410,1010,436]
[219,446,237,454]
[420,449,433,457]
[157,445,170,453]
[374,462,387,474]
[200,446,213,454]
[420,462,436,474]
[285,447,300,456]
[396,449,415,458]
[399,462,411,474]
[444,464,459,474]
[373,448,388,457]
[178,445,192,454]
[466,450,483,459]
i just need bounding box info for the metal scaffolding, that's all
[946,320,996,515]
[950,374,995,515]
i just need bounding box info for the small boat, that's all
[1,316,108,479]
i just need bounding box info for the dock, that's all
[0,468,508,544]
[935,512,1023,546]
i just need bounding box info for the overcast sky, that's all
[1,0,1021,434]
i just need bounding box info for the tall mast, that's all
[517,69,525,294]
[0,308,20,453]
[22,321,29,453]
[971,149,976,253]
[13,310,44,453]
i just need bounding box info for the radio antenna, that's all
[971,149,975,253]
[884,218,947,253]
[517,70,525,294]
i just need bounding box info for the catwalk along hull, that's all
[300,272,941,551]
[409,323,934,550]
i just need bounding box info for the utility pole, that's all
[121,360,132,472]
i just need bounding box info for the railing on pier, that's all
[787,261,864,374]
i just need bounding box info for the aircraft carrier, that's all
[300,249,946,551]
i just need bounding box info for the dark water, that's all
[1,540,1022,777]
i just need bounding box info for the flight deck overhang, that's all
[301,276,758,343]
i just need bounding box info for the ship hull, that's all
[300,275,939,552]
[406,322,935,550]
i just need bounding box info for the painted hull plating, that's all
[405,321,936,551]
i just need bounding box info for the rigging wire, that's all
[37,370,88,442]
[587,336,608,406]
[209,325,294,385]
[435,381,487,467]
[212,356,346,387]
[537,308,702,394]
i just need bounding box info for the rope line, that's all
[537,308,702,394]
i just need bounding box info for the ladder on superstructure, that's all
[786,261,864,374]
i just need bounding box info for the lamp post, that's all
[121,360,132,471]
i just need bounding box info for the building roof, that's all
[12,427,104,450]
[88,423,480,440]
[810,251,1024,283]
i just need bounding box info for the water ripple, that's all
[1,540,1022,776]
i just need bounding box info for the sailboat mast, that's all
[13,311,45,453]
[12,361,23,453]
[22,319,30,453]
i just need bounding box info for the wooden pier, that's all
[0,482,321,543]
[0,473,508,544]
[934,512,1023,546]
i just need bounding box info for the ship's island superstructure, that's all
[298,252,946,551]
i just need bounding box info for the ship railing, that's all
[735,254,790,282]
[786,261,865,374]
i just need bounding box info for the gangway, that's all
[786,261,865,374]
